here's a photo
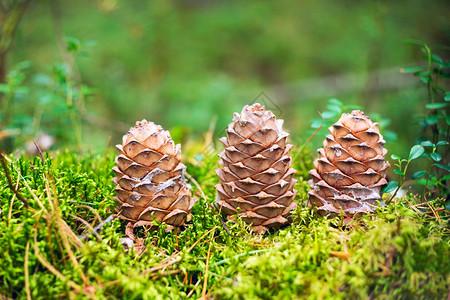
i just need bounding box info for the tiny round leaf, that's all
[430,153,442,162]
[394,169,405,176]
[412,170,427,179]
[421,141,434,147]
[409,145,425,160]
[434,163,450,172]
[382,181,398,193]
[425,103,448,109]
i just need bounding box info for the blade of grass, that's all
[7,172,20,225]
[24,241,31,300]
[0,151,29,206]
[202,229,216,298]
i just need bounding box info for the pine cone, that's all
[215,103,297,234]
[113,120,196,229]
[308,110,390,218]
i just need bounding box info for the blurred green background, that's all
[4,0,450,155]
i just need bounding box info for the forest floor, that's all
[0,147,449,299]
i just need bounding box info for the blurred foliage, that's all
[1,2,449,298]
[4,0,448,155]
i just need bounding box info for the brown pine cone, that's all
[113,120,196,229]
[215,103,298,234]
[308,110,390,218]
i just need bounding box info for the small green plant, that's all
[401,41,449,146]
[416,140,449,199]
[1,150,449,299]
[383,144,425,202]
[386,41,449,219]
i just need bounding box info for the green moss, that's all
[0,149,448,299]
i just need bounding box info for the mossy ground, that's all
[0,146,448,299]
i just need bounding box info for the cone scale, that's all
[215,103,297,234]
[308,110,390,218]
[113,120,196,229]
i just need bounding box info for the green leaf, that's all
[436,141,448,147]
[426,115,439,125]
[430,153,442,162]
[421,141,434,147]
[82,40,98,48]
[409,145,425,160]
[14,60,32,71]
[344,104,363,111]
[382,181,398,193]
[417,178,437,186]
[403,39,425,46]
[434,163,450,172]
[394,169,405,176]
[420,77,431,83]
[321,111,338,119]
[311,119,324,129]
[326,104,342,114]
[15,86,28,95]
[445,92,450,102]
[0,83,9,93]
[412,170,427,179]
[391,154,401,160]
[415,71,431,77]
[400,66,424,73]
[430,54,443,64]
[425,103,448,109]
[383,130,398,143]
[438,174,450,182]
[66,36,81,52]
[328,98,343,106]
[420,153,430,159]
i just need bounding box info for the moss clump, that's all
[0,149,448,299]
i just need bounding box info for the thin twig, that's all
[142,257,182,275]
[301,111,325,150]
[24,241,31,300]
[32,139,45,166]
[202,229,216,298]
[80,204,104,225]
[0,151,29,206]
[80,214,117,241]
[70,214,102,241]
[292,110,324,168]
[186,278,202,298]
[7,172,20,225]
[140,227,217,276]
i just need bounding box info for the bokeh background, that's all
[4,0,450,156]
